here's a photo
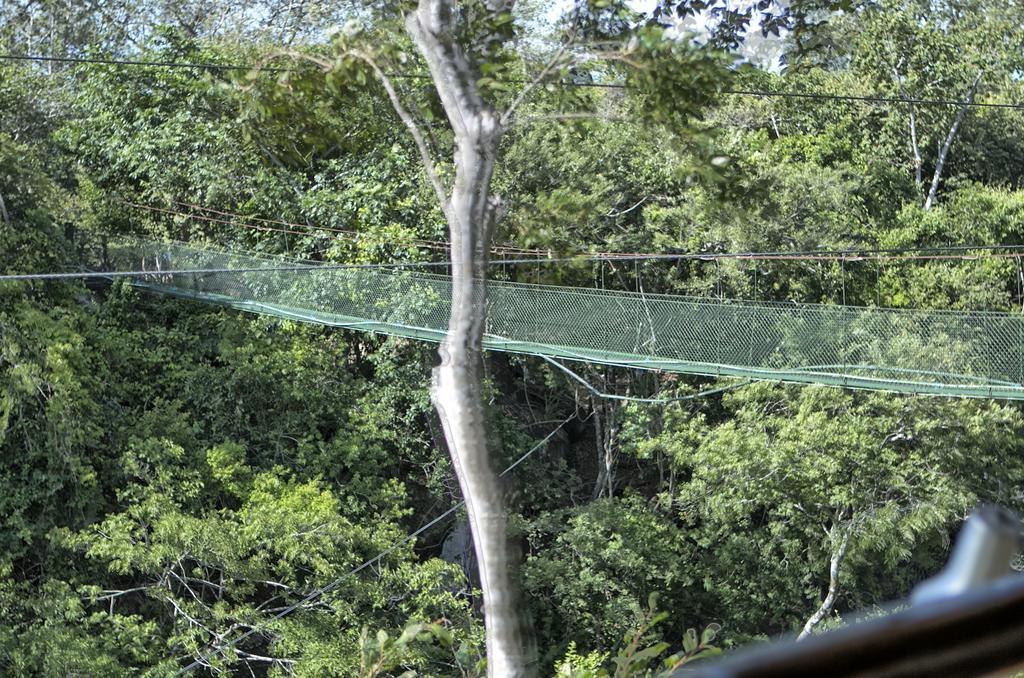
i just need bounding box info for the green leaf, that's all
[701,623,722,645]
[682,628,698,654]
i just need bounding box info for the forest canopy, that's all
[1,0,1024,675]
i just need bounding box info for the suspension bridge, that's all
[77,237,1024,400]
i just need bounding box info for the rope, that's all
[130,200,550,257]
[11,235,1024,284]
[541,355,748,403]
[4,53,1023,111]
[0,53,288,72]
[0,264,455,281]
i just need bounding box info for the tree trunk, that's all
[924,72,982,211]
[591,395,606,499]
[891,71,922,196]
[908,103,923,192]
[0,191,9,225]
[589,373,619,500]
[798,521,853,640]
[602,399,619,498]
[407,1,530,675]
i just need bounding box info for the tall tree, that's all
[257,1,740,672]
[261,0,859,671]
[630,384,1024,639]
[855,0,1024,208]
[0,0,356,54]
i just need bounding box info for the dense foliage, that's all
[2,0,1024,674]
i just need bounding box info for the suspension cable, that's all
[3,52,1022,111]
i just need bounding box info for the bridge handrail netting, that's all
[95,237,1024,400]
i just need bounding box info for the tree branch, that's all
[924,70,983,210]
[798,520,854,640]
[93,586,152,603]
[606,196,648,218]
[268,49,451,218]
[350,49,452,216]
[890,67,923,193]
[235,650,296,665]
[500,25,578,127]
[405,1,491,142]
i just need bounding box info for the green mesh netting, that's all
[94,237,1024,400]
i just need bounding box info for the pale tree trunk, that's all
[590,384,620,500]
[924,71,982,211]
[798,520,853,640]
[0,192,9,225]
[892,71,923,194]
[591,394,605,499]
[909,104,922,190]
[406,1,530,676]
[589,368,618,501]
[908,103,922,190]
[590,395,617,500]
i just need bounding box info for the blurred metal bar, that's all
[694,508,1024,678]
